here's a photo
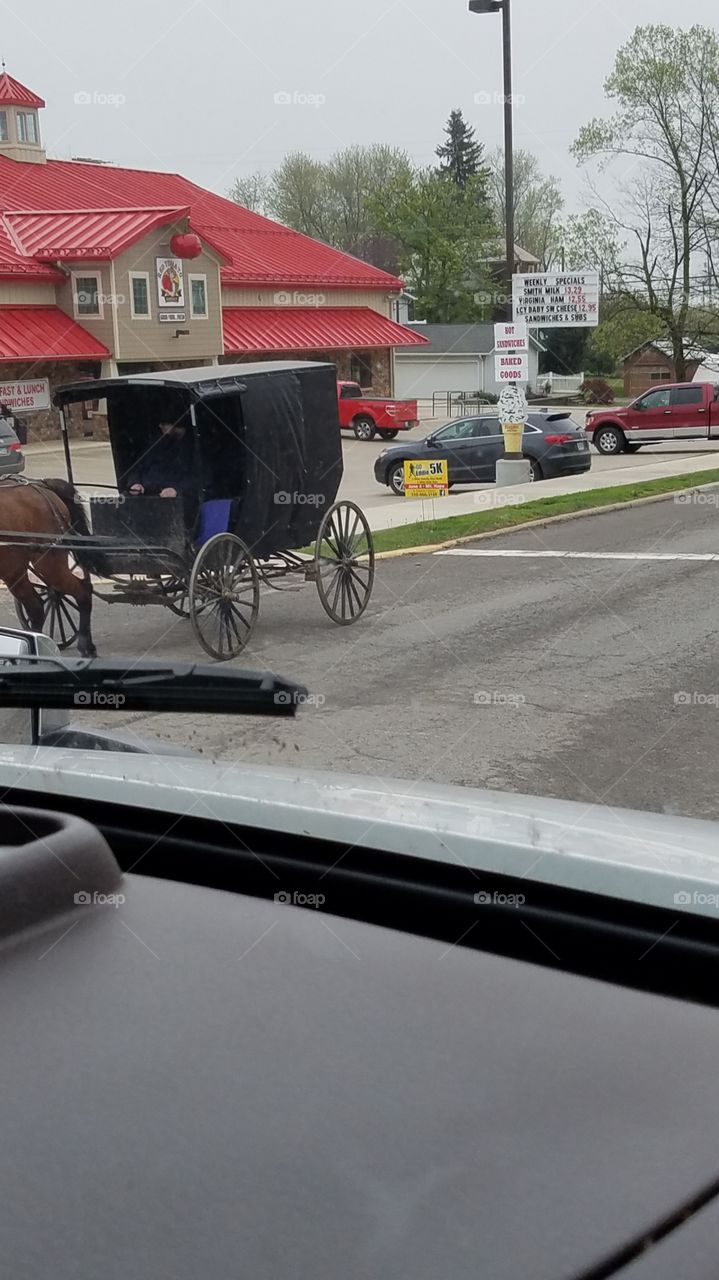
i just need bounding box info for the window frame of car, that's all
[432,418,484,442]
[670,386,704,407]
[635,388,671,410]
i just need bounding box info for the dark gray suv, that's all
[0,418,25,476]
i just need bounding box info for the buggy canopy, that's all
[54,361,344,557]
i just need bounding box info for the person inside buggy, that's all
[128,420,191,499]
[113,387,246,542]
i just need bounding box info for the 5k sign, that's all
[494,322,528,385]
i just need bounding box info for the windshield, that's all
[0,5,718,878]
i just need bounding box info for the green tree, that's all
[436,109,487,191]
[370,169,496,322]
[561,210,623,293]
[262,152,335,243]
[572,24,719,379]
[229,146,412,272]
[228,171,271,215]
[488,148,563,268]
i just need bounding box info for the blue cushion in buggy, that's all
[194,499,234,547]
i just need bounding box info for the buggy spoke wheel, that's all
[15,585,81,651]
[315,500,375,625]
[158,575,190,618]
[189,534,260,661]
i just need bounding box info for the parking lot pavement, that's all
[23,432,719,530]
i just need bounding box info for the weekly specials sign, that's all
[512,272,599,327]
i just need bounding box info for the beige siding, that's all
[112,229,223,363]
[221,286,395,316]
[0,282,57,305]
[55,262,115,353]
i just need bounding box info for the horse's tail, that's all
[41,477,91,538]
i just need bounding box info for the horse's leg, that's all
[1,551,45,633]
[34,552,97,658]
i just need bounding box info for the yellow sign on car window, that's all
[403,458,448,498]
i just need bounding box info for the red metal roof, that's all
[223,307,429,355]
[0,155,404,290]
[4,206,191,260]
[0,307,110,361]
[0,73,45,108]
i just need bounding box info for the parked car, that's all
[586,381,719,455]
[337,380,419,441]
[0,417,24,475]
[374,411,591,496]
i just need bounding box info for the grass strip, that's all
[367,468,719,554]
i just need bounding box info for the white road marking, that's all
[436,549,718,561]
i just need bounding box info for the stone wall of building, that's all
[0,360,107,442]
[220,347,393,394]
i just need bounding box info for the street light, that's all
[469,0,514,322]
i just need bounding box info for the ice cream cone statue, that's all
[497,384,528,457]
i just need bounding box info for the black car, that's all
[374,411,591,496]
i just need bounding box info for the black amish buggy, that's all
[16,361,375,661]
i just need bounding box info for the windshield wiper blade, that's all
[0,658,308,716]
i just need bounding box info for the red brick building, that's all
[0,71,426,437]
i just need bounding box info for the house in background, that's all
[622,340,719,397]
[0,69,426,437]
[393,322,545,401]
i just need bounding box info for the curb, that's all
[374,478,719,560]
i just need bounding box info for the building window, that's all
[73,273,103,318]
[350,351,373,386]
[129,272,151,319]
[17,111,39,144]
[189,275,208,319]
[650,370,671,381]
[0,112,7,142]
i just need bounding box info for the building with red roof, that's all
[0,71,425,435]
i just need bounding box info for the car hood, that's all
[2,747,719,918]
[378,438,429,455]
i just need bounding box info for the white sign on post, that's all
[495,352,529,383]
[494,320,528,351]
[494,320,528,384]
[0,378,51,412]
[512,271,599,328]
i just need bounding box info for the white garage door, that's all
[394,356,481,400]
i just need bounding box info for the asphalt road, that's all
[5,492,719,821]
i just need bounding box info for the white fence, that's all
[540,372,585,394]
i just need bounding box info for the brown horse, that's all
[0,477,96,657]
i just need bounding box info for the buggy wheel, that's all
[189,534,260,661]
[315,500,375,625]
[158,575,190,617]
[15,584,80,651]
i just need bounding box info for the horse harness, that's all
[0,476,70,534]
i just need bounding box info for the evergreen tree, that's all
[436,109,485,189]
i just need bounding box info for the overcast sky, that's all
[2,0,718,213]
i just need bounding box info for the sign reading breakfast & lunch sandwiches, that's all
[0,378,51,412]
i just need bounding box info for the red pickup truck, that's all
[586,381,719,455]
[337,381,419,442]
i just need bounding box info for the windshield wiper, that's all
[0,658,308,716]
